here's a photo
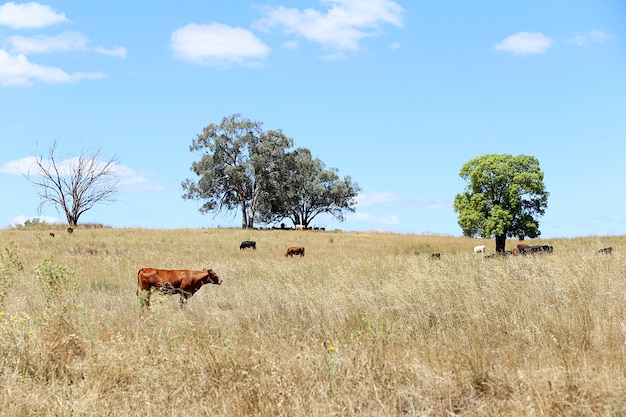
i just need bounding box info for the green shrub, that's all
[0,241,23,306]
[33,257,77,305]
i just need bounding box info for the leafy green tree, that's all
[182,114,293,229]
[257,147,360,228]
[453,154,549,252]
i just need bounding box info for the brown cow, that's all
[511,243,529,255]
[137,268,222,307]
[66,226,74,234]
[285,246,305,257]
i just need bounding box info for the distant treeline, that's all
[12,218,108,230]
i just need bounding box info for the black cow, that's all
[240,240,256,250]
[519,245,553,255]
[597,247,613,255]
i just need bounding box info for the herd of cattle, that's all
[134,237,614,307]
[46,229,617,307]
[429,244,614,261]
[477,243,555,258]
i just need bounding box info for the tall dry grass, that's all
[0,227,625,416]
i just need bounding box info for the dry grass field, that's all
[1,226,625,416]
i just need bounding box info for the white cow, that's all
[473,245,487,255]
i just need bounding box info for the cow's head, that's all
[204,268,222,285]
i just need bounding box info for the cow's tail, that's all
[136,268,142,296]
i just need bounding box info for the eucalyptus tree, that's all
[453,154,549,252]
[182,114,292,229]
[257,147,360,228]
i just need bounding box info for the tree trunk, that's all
[245,206,255,229]
[66,212,78,226]
[241,205,248,229]
[495,234,507,253]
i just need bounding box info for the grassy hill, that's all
[1,227,625,416]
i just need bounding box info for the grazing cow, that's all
[597,247,613,255]
[285,246,305,257]
[519,245,553,255]
[430,253,441,259]
[137,268,222,307]
[66,226,74,234]
[511,244,529,256]
[49,232,55,238]
[473,245,486,255]
[295,224,304,230]
[240,240,256,250]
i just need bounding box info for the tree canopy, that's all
[24,141,121,226]
[181,114,292,229]
[453,154,549,252]
[182,115,360,229]
[256,147,360,228]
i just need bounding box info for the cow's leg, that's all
[137,288,151,307]
[178,289,192,307]
[142,291,151,307]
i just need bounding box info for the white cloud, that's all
[493,32,553,55]
[254,0,404,53]
[113,165,164,192]
[1,156,112,176]
[0,2,67,29]
[349,212,402,225]
[0,50,105,86]
[342,192,408,226]
[0,5,125,87]
[0,156,37,174]
[8,32,89,54]
[170,23,270,67]
[8,32,127,58]
[568,30,613,46]
[282,40,300,50]
[0,156,163,193]
[94,46,127,58]
[356,192,401,207]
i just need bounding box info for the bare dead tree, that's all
[24,141,121,226]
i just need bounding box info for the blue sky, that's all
[1,0,625,238]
